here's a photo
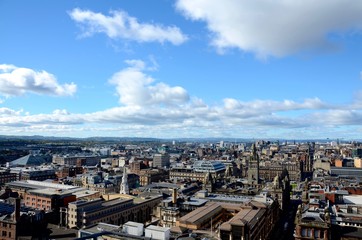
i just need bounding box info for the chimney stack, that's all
[14,198,20,222]
[172,188,177,205]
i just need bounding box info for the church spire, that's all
[120,166,129,194]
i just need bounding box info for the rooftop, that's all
[145,225,170,232]
[28,188,75,197]
[7,180,79,190]
[179,202,222,224]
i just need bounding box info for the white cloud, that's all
[1,94,362,138]
[176,0,362,58]
[0,64,17,72]
[109,60,189,106]
[69,8,188,45]
[0,64,77,97]
[3,62,362,138]
[0,107,21,116]
[52,109,70,115]
[223,97,328,113]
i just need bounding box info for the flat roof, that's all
[82,222,121,234]
[181,197,208,206]
[206,194,253,204]
[28,188,74,196]
[74,190,100,198]
[124,221,144,228]
[146,225,170,232]
[6,180,79,190]
[102,198,133,207]
[343,195,362,205]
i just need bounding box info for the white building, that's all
[119,167,129,194]
[123,221,144,236]
[145,225,170,240]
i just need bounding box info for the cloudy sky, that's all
[1,0,362,139]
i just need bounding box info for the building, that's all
[354,158,362,168]
[55,166,83,179]
[78,222,121,239]
[0,198,19,240]
[352,148,362,158]
[266,169,291,210]
[0,198,47,239]
[137,169,167,186]
[160,207,180,228]
[169,168,206,182]
[177,199,279,240]
[330,167,362,177]
[5,180,81,199]
[77,222,169,240]
[193,160,226,174]
[67,195,162,229]
[219,207,268,240]
[145,225,170,240]
[260,161,302,182]
[119,167,129,194]
[52,155,101,166]
[9,167,57,181]
[10,154,51,167]
[0,170,17,186]
[24,188,76,212]
[153,154,170,168]
[177,202,223,230]
[123,221,144,236]
[248,144,260,186]
[294,204,331,240]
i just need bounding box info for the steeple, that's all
[248,143,260,186]
[120,166,129,194]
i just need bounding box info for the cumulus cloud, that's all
[1,94,362,138]
[0,107,22,116]
[223,97,328,113]
[176,0,362,58]
[3,62,362,138]
[52,109,70,115]
[109,60,189,106]
[69,8,188,45]
[0,64,77,97]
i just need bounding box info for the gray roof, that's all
[10,154,51,166]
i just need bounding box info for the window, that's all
[314,230,320,238]
[2,231,6,237]
[307,229,312,237]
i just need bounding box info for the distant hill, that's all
[0,135,358,144]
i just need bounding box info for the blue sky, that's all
[1,0,362,139]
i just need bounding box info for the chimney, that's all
[172,188,177,205]
[14,198,20,222]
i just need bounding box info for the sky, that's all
[1,0,362,139]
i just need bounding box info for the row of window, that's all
[25,197,50,204]
[300,228,325,238]
[1,231,11,238]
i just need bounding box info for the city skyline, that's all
[1,0,362,139]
